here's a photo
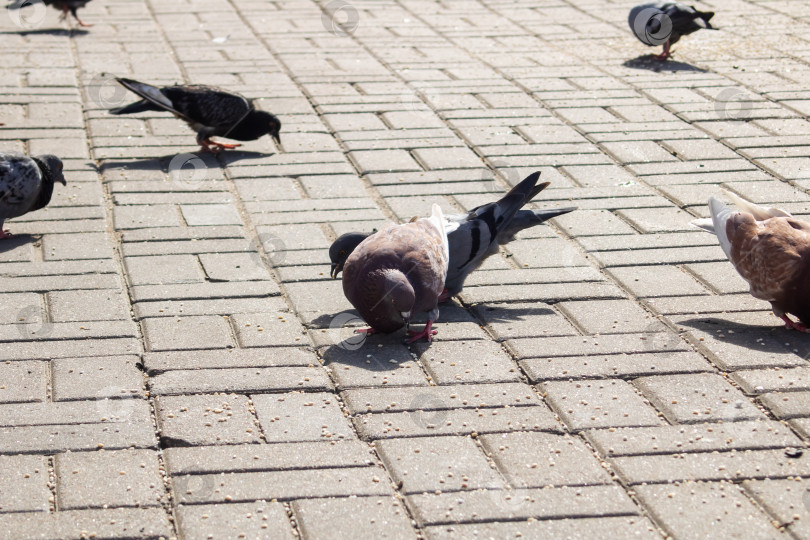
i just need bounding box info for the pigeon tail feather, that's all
[116,78,179,116]
[721,188,792,220]
[690,217,715,233]
[709,196,734,260]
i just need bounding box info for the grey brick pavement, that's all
[2,0,810,538]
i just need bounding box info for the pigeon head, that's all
[36,155,66,186]
[254,110,282,145]
[351,269,415,333]
[329,232,370,278]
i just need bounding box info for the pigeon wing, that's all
[0,154,41,218]
[116,78,186,119]
[161,85,253,132]
[726,215,808,303]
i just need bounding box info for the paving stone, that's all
[607,265,709,297]
[479,432,612,488]
[51,356,143,402]
[413,340,521,384]
[0,508,172,540]
[635,373,765,424]
[47,289,130,322]
[198,252,272,282]
[155,394,261,446]
[376,436,504,494]
[742,478,810,538]
[252,392,354,443]
[542,379,663,431]
[294,496,417,540]
[0,360,47,403]
[731,367,810,395]
[634,482,782,540]
[612,448,810,485]
[176,501,295,540]
[0,454,50,512]
[556,299,664,334]
[124,254,204,285]
[408,484,637,525]
[508,332,688,360]
[230,312,307,347]
[423,516,662,539]
[55,449,163,510]
[143,348,318,373]
[522,350,712,381]
[585,420,801,457]
[164,440,374,475]
[142,315,234,351]
[173,467,392,504]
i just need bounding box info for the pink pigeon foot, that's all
[355,327,377,336]
[438,289,450,303]
[654,39,672,61]
[0,230,12,240]
[406,320,437,343]
[781,314,809,333]
[200,138,241,153]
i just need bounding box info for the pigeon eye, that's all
[339,250,346,256]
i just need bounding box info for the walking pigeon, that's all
[109,78,281,153]
[628,2,714,60]
[330,172,575,301]
[342,204,449,343]
[692,191,810,332]
[8,0,93,27]
[0,153,65,239]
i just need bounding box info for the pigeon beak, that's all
[330,263,339,279]
[272,133,282,146]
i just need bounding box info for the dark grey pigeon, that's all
[330,172,576,301]
[0,153,65,239]
[110,78,281,153]
[8,0,93,27]
[628,2,714,60]
[342,204,449,343]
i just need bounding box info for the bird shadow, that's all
[0,234,36,254]
[623,55,706,73]
[677,316,810,354]
[98,150,270,172]
[472,304,556,323]
[0,28,88,37]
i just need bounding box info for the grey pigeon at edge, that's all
[628,2,714,60]
[109,78,281,153]
[342,204,449,343]
[0,153,65,239]
[330,171,576,301]
[8,0,94,27]
[692,191,810,333]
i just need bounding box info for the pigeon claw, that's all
[406,321,437,344]
[0,230,13,240]
[781,314,809,333]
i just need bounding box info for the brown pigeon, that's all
[342,204,449,343]
[692,191,810,332]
